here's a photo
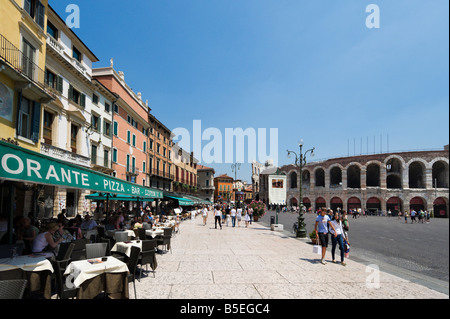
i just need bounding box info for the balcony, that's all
[40,143,90,167]
[0,34,52,102]
[149,168,174,180]
[91,156,114,174]
[46,35,90,80]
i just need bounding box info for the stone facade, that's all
[280,149,449,217]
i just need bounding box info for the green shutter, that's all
[68,84,73,101]
[80,93,86,107]
[113,121,118,136]
[56,76,63,93]
[31,102,41,143]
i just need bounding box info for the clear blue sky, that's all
[50,0,449,183]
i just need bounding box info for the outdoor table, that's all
[111,240,142,257]
[81,229,98,240]
[64,256,129,299]
[145,228,164,238]
[0,255,54,298]
[106,229,135,240]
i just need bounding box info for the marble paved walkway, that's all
[133,214,448,299]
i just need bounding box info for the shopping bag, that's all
[344,239,350,258]
[313,243,321,255]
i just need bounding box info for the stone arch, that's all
[409,196,427,212]
[347,196,362,210]
[433,197,448,218]
[288,170,298,189]
[329,164,343,188]
[330,196,343,212]
[367,196,382,214]
[346,163,361,189]
[365,160,382,187]
[315,197,326,211]
[407,159,427,188]
[385,155,405,189]
[301,167,311,188]
[430,159,449,188]
[313,167,325,187]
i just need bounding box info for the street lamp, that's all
[231,163,241,204]
[287,140,315,238]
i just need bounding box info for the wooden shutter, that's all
[56,75,63,93]
[36,1,45,29]
[80,93,86,107]
[68,84,73,101]
[31,102,41,143]
[24,0,32,15]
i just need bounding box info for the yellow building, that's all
[0,0,53,152]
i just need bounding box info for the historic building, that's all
[197,164,215,202]
[214,174,233,203]
[172,144,198,194]
[280,148,449,217]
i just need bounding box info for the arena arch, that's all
[408,160,427,188]
[314,167,325,187]
[433,197,448,218]
[346,164,361,189]
[330,197,343,212]
[329,164,343,188]
[366,197,382,214]
[431,159,449,188]
[386,156,404,189]
[366,161,381,187]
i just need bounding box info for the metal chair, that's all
[156,228,172,254]
[138,239,157,280]
[85,243,108,259]
[0,243,24,258]
[101,238,126,262]
[114,231,128,243]
[70,238,90,261]
[52,259,78,299]
[126,246,140,299]
[0,279,28,299]
[55,242,75,273]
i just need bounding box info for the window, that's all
[103,120,111,137]
[43,110,53,144]
[126,155,130,172]
[91,144,97,165]
[114,103,119,113]
[24,0,45,29]
[127,115,131,124]
[143,141,147,152]
[113,121,118,136]
[47,21,58,39]
[91,114,100,132]
[132,134,136,147]
[127,130,130,144]
[105,102,110,113]
[132,157,136,174]
[72,46,81,62]
[112,148,118,163]
[206,180,210,187]
[143,161,146,174]
[70,124,78,153]
[157,143,160,154]
[45,70,63,93]
[149,139,153,150]
[68,85,86,107]
[22,39,35,79]
[163,147,166,157]
[92,94,99,105]
[18,97,32,139]
[103,150,109,167]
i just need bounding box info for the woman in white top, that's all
[214,206,222,230]
[329,212,347,266]
[236,207,242,227]
[202,205,208,226]
[244,207,250,227]
[32,222,63,258]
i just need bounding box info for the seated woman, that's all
[32,222,64,258]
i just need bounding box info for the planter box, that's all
[271,224,284,231]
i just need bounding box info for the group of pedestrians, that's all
[315,207,350,266]
[403,209,431,224]
[201,204,253,230]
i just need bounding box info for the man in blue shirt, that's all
[315,208,337,265]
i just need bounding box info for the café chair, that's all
[138,239,157,280]
[70,238,90,261]
[137,228,147,240]
[85,243,108,259]
[52,259,77,299]
[101,238,126,262]
[0,243,24,258]
[127,246,140,299]
[55,242,75,273]
[0,279,28,299]
[114,231,128,243]
[156,228,172,254]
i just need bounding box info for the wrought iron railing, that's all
[0,34,45,87]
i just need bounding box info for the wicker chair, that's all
[0,279,28,299]
[52,259,78,299]
[156,228,172,254]
[127,246,140,299]
[138,239,157,280]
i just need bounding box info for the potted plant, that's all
[309,230,318,244]
[249,200,266,222]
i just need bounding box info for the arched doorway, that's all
[347,197,361,211]
[289,197,298,207]
[367,197,382,215]
[315,197,326,211]
[433,197,448,218]
[303,197,311,211]
[330,197,343,212]
[386,197,403,216]
[410,197,425,212]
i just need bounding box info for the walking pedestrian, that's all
[214,206,222,230]
[426,210,431,223]
[248,206,253,224]
[202,205,208,226]
[419,210,425,223]
[342,211,349,240]
[315,207,337,265]
[230,206,236,227]
[244,207,250,227]
[404,210,409,224]
[411,209,417,223]
[236,206,242,227]
[330,212,347,266]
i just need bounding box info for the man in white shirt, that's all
[230,207,236,227]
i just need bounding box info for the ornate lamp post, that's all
[231,163,241,204]
[287,140,315,238]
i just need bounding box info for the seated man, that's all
[80,214,97,231]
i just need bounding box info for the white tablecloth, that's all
[145,229,164,238]
[0,255,54,273]
[111,240,142,257]
[64,256,129,288]
[106,229,135,240]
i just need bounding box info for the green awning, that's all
[86,193,155,202]
[0,140,163,199]
[163,194,194,206]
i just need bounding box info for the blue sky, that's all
[50,0,449,183]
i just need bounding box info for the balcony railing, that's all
[150,169,174,180]
[0,34,45,87]
[40,143,90,167]
[91,156,111,169]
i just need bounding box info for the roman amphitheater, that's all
[278,148,449,217]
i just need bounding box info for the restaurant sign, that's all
[0,140,162,198]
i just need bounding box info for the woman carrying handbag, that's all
[329,212,348,266]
